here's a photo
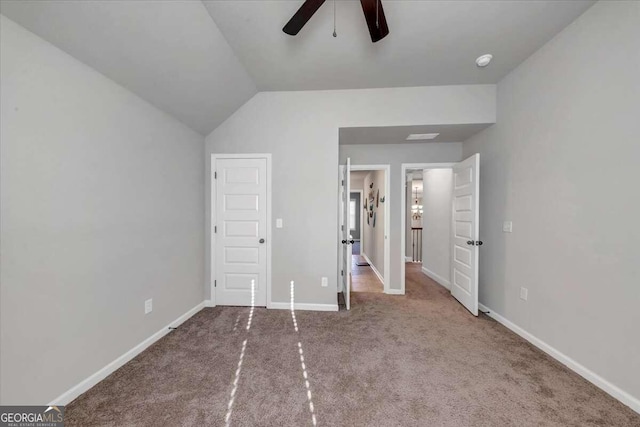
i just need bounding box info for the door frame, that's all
[349,189,364,245]
[400,162,456,294]
[340,164,391,294]
[211,153,272,308]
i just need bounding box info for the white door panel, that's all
[451,153,479,316]
[341,159,352,310]
[215,157,267,307]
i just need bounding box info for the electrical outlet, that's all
[520,287,528,301]
[321,277,328,287]
[503,221,513,233]
[276,218,283,228]
[145,299,153,314]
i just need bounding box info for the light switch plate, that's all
[520,287,528,301]
[321,277,328,287]
[276,218,283,228]
[145,299,153,314]
[503,221,513,233]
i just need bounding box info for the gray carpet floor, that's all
[66,264,640,426]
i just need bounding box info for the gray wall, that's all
[0,17,205,404]
[340,143,463,290]
[362,171,385,275]
[422,169,452,284]
[206,86,495,304]
[463,1,640,403]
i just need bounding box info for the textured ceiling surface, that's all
[1,1,595,135]
[339,123,493,145]
[204,0,594,91]
[1,0,257,134]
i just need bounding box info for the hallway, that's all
[350,251,384,294]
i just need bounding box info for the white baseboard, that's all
[270,302,339,312]
[421,266,451,290]
[48,301,205,406]
[479,303,640,414]
[204,299,214,307]
[361,252,384,285]
[405,256,412,262]
[385,289,405,295]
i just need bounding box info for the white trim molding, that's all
[48,301,205,406]
[270,302,339,312]
[385,289,405,295]
[479,303,640,414]
[361,252,384,285]
[421,266,451,290]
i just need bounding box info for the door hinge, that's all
[341,179,344,186]
[341,270,344,276]
[214,280,217,287]
[214,171,217,179]
[214,225,217,233]
[341,224,344,231]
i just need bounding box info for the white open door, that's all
[451,153,480,316]
[341,158,352,310]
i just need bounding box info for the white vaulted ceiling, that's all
[204,0,595,91]
[0,0,257,134]
[1,0,595,134]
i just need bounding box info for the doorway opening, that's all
[339,162,390,310]
[403,165,454,295]
[401,157,480,316]
[401,163,454,297]
[350,169,387,294]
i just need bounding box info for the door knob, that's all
[259,238,265,244]
[342,239,347,244]
[349,240,355,244]
[467,241,474,245]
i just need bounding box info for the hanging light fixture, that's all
[411,186,422,220]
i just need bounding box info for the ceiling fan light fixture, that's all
[476,54,493,68]
[283,0,388,43]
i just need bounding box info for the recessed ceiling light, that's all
[406,133,440,141]
[476,54,493,68]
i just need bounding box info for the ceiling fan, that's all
[283,0,389,43]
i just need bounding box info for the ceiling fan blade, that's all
[359,0,389,43]
[283,0,327,36]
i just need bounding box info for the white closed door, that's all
[451,154,480,316]
[215,157,267,307]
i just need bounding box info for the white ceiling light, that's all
[475,54,493,68]
[406,133,439,141]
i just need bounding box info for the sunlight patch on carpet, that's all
[225,280,255,426]
[291,281,317,426]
